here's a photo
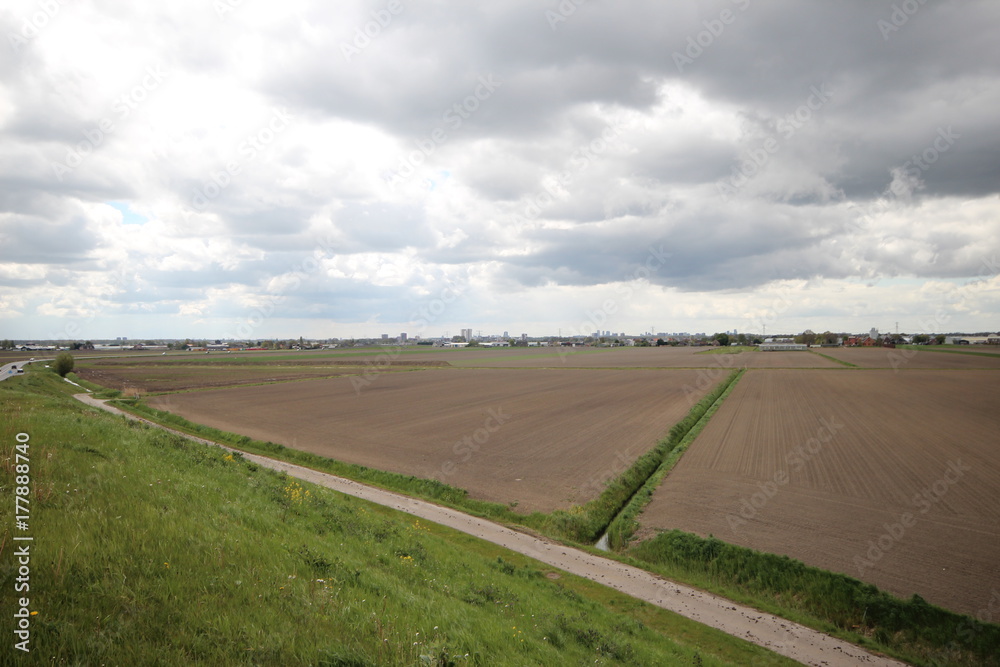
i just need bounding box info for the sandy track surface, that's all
[74,393,906,666]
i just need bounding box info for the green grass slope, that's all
[0,370,791,666]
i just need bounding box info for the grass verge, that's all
[627,531,1000,667]
[543,371,743,545]
[103,397,550,534]
[604,370,744,550]
[1,368,793,665]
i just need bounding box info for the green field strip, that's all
[808,350,858,367]
[603,370,745,551]
[541,370,745,546]
[897,344,1000,358]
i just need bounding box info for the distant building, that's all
[399,333,407,342]
[461,328,473,342]
[760,342,809,351]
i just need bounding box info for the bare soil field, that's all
[76,365,366,393]
[815,346,1000,369]
[147,368,715,513]
[638,368,1000,616]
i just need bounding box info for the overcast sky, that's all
[1,0,998,340]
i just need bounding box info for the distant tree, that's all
[714,333,731,347]
[934,334,946,345]
[799,330,817,345]
[53,352,75,377]
[911,334,929,344]
[467,339,480,347]
[736,333,748,345]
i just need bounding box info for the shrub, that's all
[53,352,75,377]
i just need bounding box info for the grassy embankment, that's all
[82,376,552,534]
[83,368,742,548]
[69,362,1000,666]
[0,369,792,665]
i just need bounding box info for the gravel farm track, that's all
[144,367,716,512]
[74,345,1000,622]
[75,392,907,667]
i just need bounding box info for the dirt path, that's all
[74,393,907,667]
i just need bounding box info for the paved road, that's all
[74,393,908,667]
[0,358,39,381]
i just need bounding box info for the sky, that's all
[1,0,998,341]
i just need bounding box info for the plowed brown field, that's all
[814,346,1000,369]
[77,366,362,392]
[147,368,714,513]
[638,368,1000,616]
